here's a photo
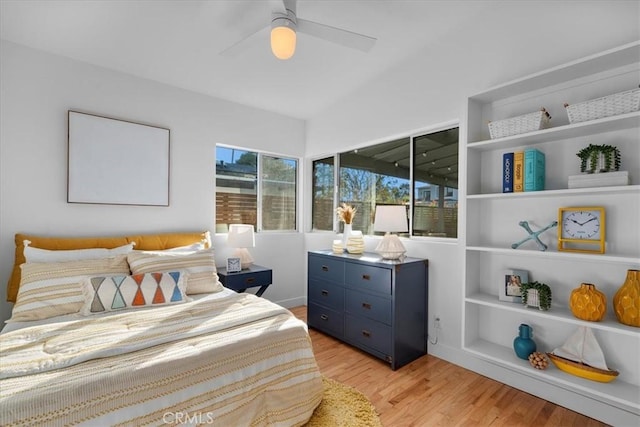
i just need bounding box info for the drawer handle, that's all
[362,330,371,338]
[320,314,329,321]
[321,265,329,272]
[362,274,370,280]
[362,302,371,310]
[245,277,255,284]
[321,290,329,296]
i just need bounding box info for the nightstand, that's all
[217,264,272,297]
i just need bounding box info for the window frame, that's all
[216,143,301,233]
[308,119,459,240]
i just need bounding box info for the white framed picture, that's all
[68,110,170,206]
[226,257,242,273]
[500,269,529,303]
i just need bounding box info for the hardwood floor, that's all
[289,306,607,427]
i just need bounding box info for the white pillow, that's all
[23,240,135,263]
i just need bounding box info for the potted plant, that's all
[576,144,621,173]
[521,281,552,311]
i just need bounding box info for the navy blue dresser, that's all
[307,250,428,370]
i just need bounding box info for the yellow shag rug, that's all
[304,377,382,427]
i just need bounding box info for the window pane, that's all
[339,137,410,235]
[215,146,257,232]
[312,157,334,231]
[413,127,459,238]
[261,155,297,231]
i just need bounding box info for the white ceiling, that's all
[0,0,498,120]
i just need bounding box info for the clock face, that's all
[562,210,601,240]
[227,257,241,272]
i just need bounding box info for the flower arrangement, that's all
[336,203,356,225]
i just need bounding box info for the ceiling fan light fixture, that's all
[271,15,296,60]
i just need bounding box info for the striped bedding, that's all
[0,290,323,426]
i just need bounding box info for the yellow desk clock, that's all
[558,206,605,254]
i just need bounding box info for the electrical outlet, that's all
[434,315,441,329]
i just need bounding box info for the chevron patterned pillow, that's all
[80,271,189,315]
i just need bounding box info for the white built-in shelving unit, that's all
[462,41,640,425]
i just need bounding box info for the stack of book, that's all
[503,148,545,193]
[568,171,630,189]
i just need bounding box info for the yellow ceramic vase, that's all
[613,269,640,327]
[569,283,607,322]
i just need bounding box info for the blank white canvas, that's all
[68,111,170,206]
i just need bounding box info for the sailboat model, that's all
[547,326,619,383]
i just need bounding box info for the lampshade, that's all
[227,224,255,269]
[374,205,408,260]
[373,205,409,233]
[271,24,296,60]
[227,224,255,248]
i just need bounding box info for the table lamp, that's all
[374,205,408,260]
[227,224,255,269]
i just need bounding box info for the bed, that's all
[0,231,323,426]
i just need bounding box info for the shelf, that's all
[469,41,640,104]
[464,339,640,413]
[466,292,640,337]
[463,41,640,424]
[467,185,640,199]
[467,111,640,150]
[465,246,640,265]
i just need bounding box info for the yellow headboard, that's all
[7,231,211,303]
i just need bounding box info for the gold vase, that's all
[569,283,607,322]
[613,269,640,327]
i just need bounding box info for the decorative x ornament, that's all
[511,220,558,251]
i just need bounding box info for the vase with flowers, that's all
[336,203,357,249]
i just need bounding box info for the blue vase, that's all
[513,323,536,360]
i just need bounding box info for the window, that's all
[216,146,298,232]
[310,125,458,238]
[412,127,459,238]
[312,156,335,231]
[339,138,410,235]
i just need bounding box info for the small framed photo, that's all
[500,269,529,303]
[226,257,242,273]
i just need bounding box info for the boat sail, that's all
[547,326,619,383]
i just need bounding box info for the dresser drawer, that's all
[308,303,344,337]
[345,289,391,325]
[345,314,391,356]
[309,279,344,311]
[308,255,345,284]
[345,263,391,295]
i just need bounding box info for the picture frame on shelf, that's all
[500,269,529,303]
[226,257,242,273]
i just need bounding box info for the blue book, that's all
[524,148,545,191]
[502,152,514,193]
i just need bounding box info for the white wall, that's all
[304,1,640,361]
[0,40,306,322]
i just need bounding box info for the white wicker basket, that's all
[565,88,640,124]
[488,108,551,139]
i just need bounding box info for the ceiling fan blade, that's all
[219,24,270,58]
[297,18,376,52]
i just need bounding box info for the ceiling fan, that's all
[220,0,377,60]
